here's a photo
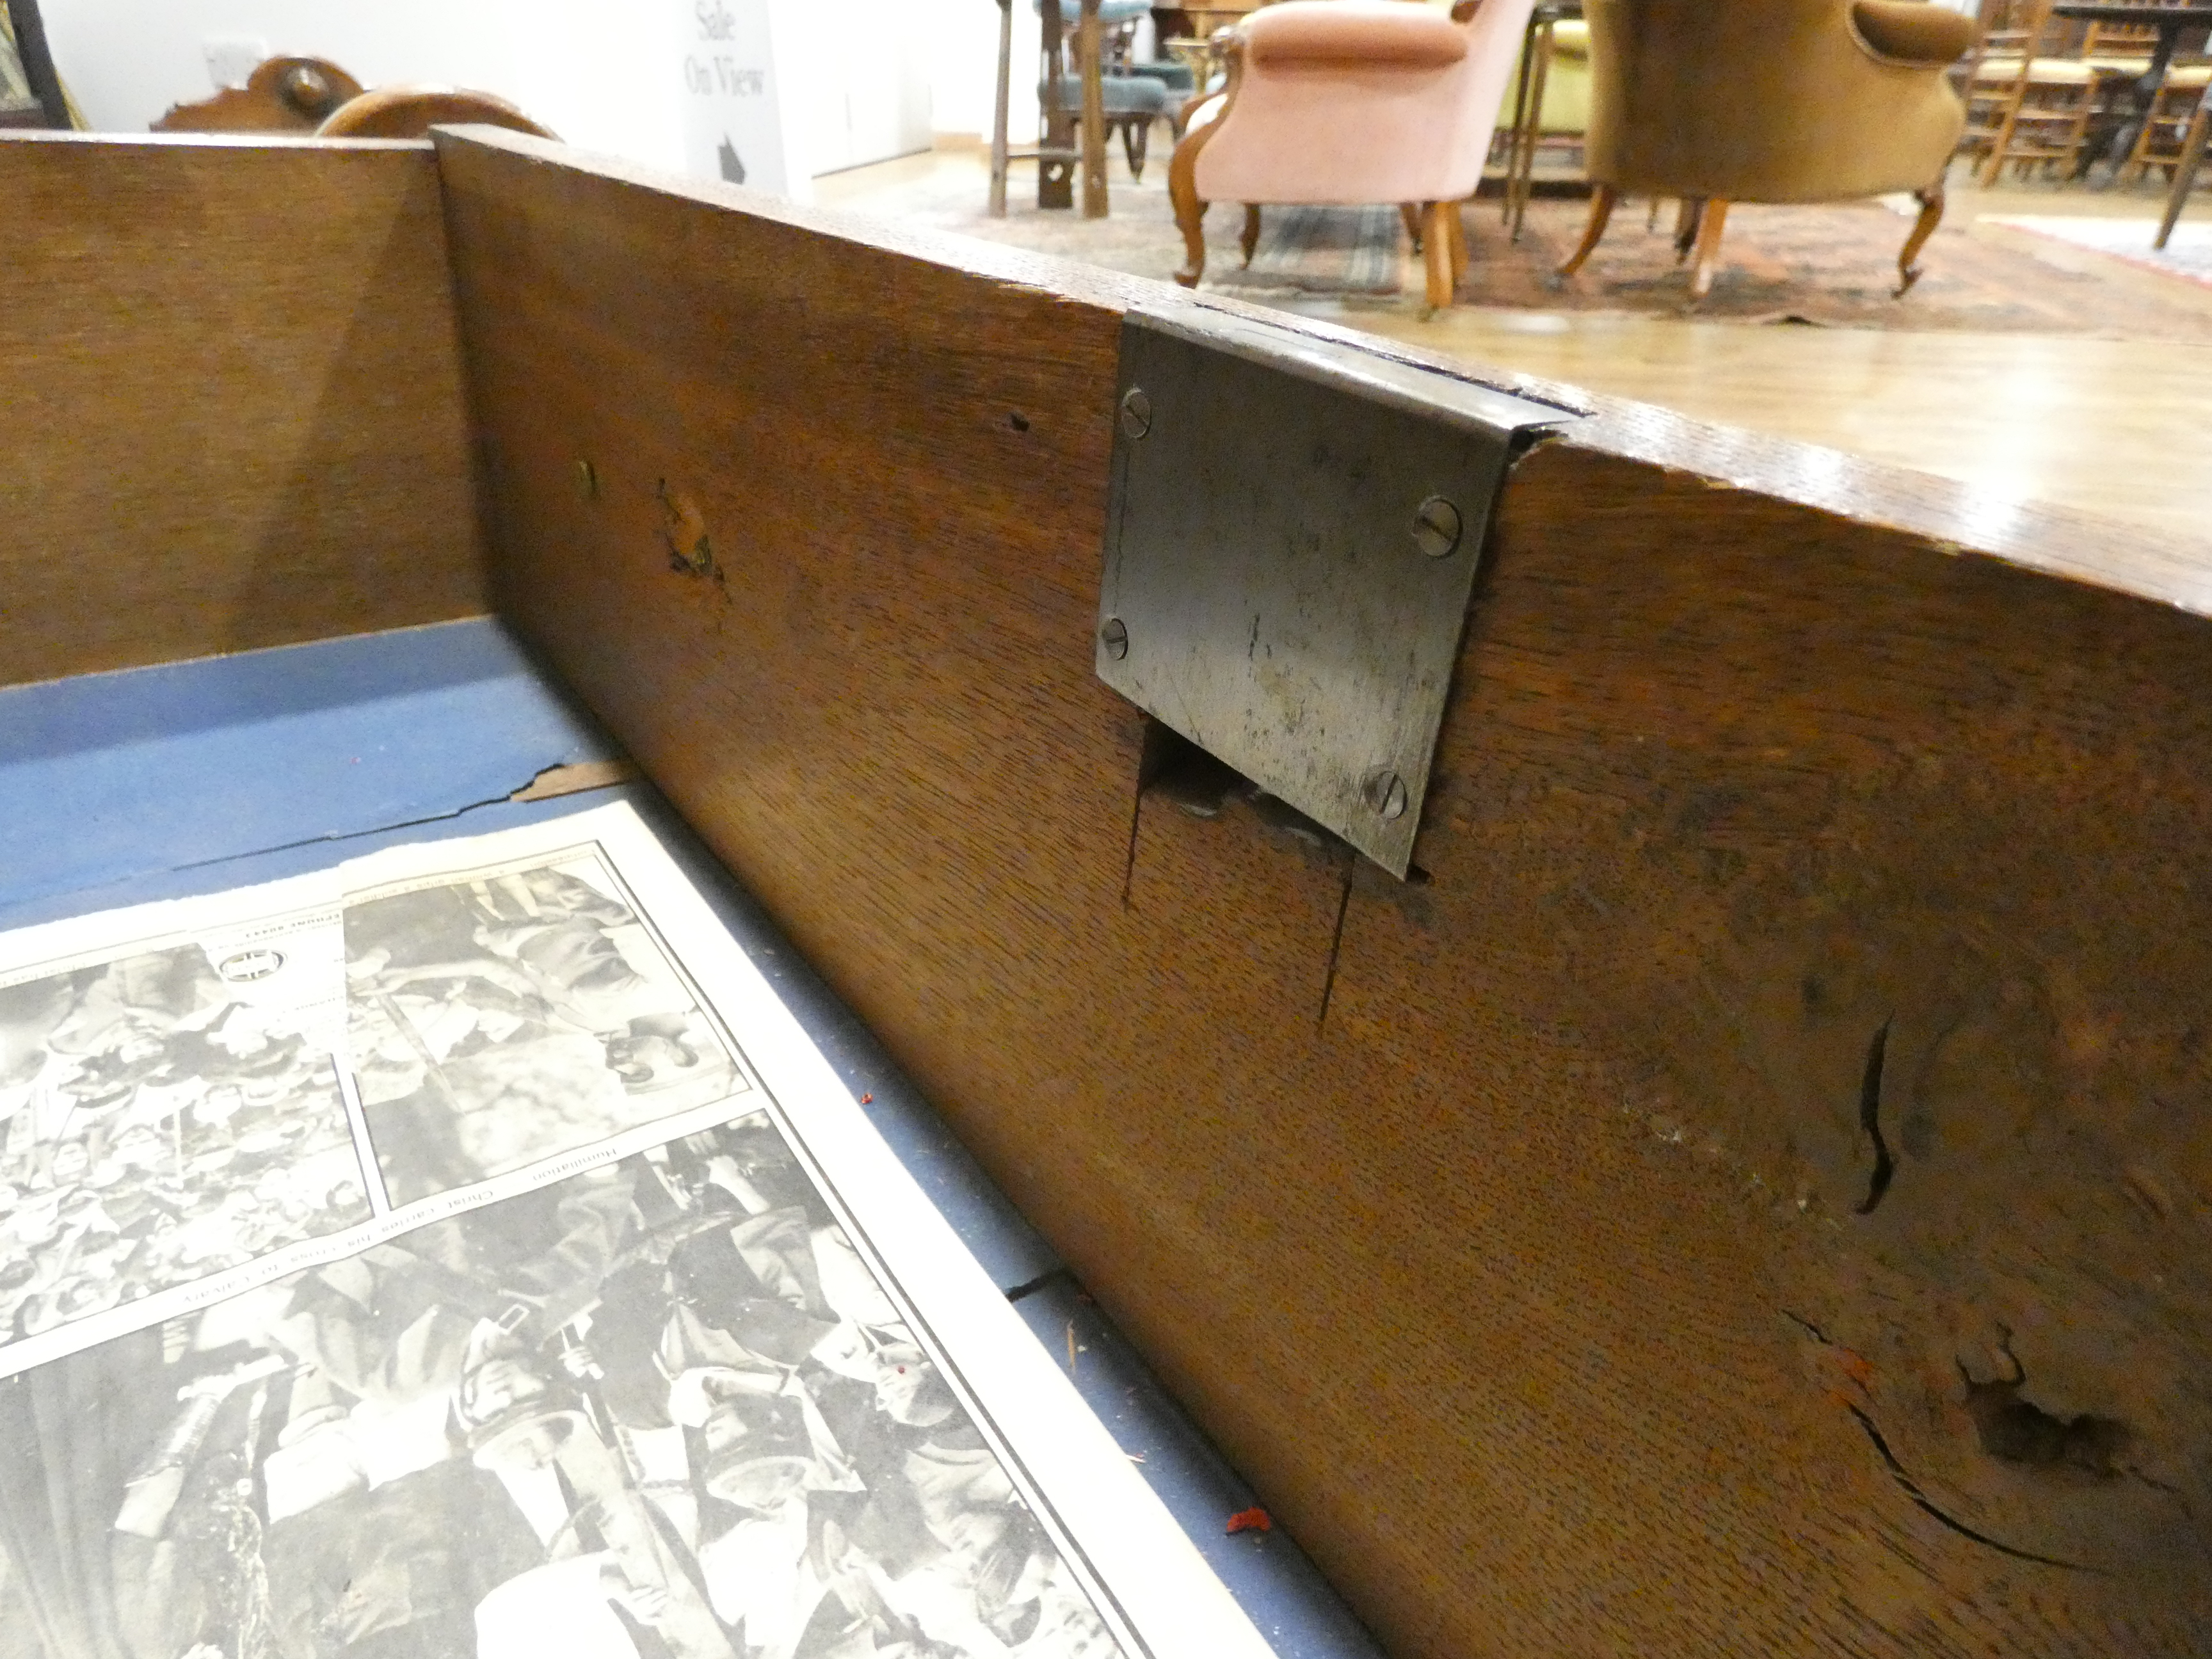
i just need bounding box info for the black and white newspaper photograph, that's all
[0,805,1272,1659]
[0,917,369,1350]
[344,852,742,1206]
[0,1111,1121,1659]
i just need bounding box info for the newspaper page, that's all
[0,803,1271,1659]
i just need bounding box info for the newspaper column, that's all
[679,0,802,198]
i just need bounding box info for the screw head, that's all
[1411,495,1463,559]
[1119,387,1153,441]
[1100,616,1130,660]
[1363,768,1409,821]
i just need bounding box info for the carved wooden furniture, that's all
[9,120,2212,1659]
[1169,0,1537,312]
[152,55,365,132]
[1557,0,1973,304]
[314,86,556,141]
[153,58,552,143]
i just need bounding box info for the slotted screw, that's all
[1363,769,1409,821]
[1120,387,1153,441]
[1411,495,1463,559]
[1100,617,1130,660]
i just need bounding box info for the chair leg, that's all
[1688,197,1729,301]
[1510,22,1554,243]
[1446,198,1469,289]
[1400,202,1423,252]
[1422,200,1455,311]
[1672,196,1703,264]
[2160,102,2209,251]
[1168,100,1221,287]
[1980,78,2029,187]
[989,0,1013,216]
[1124,117,1150,182]
[1555,183,1617,279]
[1240,205,1263,266]
[1502,16,1539,224]
[1895,181,1944,297]
[1077,0,1109,218]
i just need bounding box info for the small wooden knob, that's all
[279,64,338,118]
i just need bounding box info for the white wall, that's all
[41,1,693,168]
[42,0,1012,176]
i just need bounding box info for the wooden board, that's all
[433,126,2212,1655]
[0,133,486,689]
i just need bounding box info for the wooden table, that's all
[2049,1,2212,175]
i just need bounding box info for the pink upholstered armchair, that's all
[1168,0,1537,310]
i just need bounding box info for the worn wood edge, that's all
[0,128,431,154]
[433,125,2212,624]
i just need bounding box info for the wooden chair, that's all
[1954,0,2056,171]
[1975,1,2115,182]
[2128,61,2212,181]
[990,0,1175,218]
[1982,56,2101,179]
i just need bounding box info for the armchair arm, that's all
[1242,1,1470,68]
[1851,0,1977,67]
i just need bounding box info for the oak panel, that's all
[0,133,486,689]
[434,127,2212,1655]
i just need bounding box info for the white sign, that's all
[680,0,796,196]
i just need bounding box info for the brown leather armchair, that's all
[1557,0,1976,300]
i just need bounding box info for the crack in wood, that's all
[1843,1400,2100,1573]
[1854,1018,1896,1215]
[1316,853,1356,1034]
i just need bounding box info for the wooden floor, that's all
[821,147,2212,554]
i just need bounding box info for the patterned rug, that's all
[1980,214,2212,290]
[905,168,2212,339]
[1211,204,1404,297]
[1479,196,2212,335]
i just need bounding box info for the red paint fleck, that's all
[860,1093,874,1104]
[1226,1507,1272,1535]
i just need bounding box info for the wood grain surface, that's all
[0,133,486,690]
[433,126,2212,1655]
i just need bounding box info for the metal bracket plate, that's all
[1095,309,1571,877]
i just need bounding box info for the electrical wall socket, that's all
[203,37,270,92]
